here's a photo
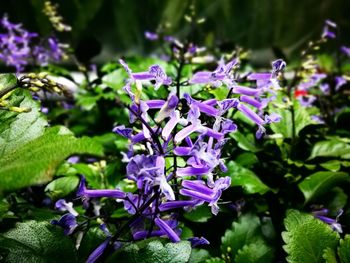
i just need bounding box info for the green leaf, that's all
[0,74,17,92]
[322,247,337,263]
[0,221,77,263]
[230,131,261,152]
[338,235,350,263]
[189,249,210,263]
[0,90,47,156]
[183,205,212,223]
[78,227,107,262]
[309,139,350,160]
[106,238,191,263]
[282,210,340,263]
[270,100,313,138]
[320,160,342,172]
[0,126,103,192]
[45,175,80,199]
[298,171,349,203]
[224,161,270,195]
[235,152,259,168]
[235,241,274,263]
[221,214,262,260]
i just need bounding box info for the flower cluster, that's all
[0,15,68,71]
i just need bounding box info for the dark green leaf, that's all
[298,171,349,203]
[224,161,270,195]
[309,139,350,160]
[0,74,17,92]
[282,210,340,263]
[106,238,191,263]
[0,221,77,263]
[230,131,261,152]
[183,205,212,223]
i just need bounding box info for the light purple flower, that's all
[144,31,158,41]
[86,237,112,263]
[188,237,210,247]
[55,199,79,216]
[335,76,346,91]
[322,19,337,39]
[189,58,238,88]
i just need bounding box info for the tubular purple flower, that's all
[133,230,164,240]
[322,19,337,39]
[162,110,181,140]
[247,73,272,81]
[154,218,180,242]
[335,76,346,91]
[177,166,210,176]
[264,113,281,124]
[237,103,265,125]
[240,95,263,109]
[218,99,239,113]
[174,123,202,145]
[159,200,200,211]
[77,177,126,199]
[231,86,261,96]
[184,93,219,117]
[146,99,165,109]
[86,237,112,263]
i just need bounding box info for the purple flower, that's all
[335,76,346,91]
[86,237,112,263]
[55,199,78,216]
[126,155,174,200]
[77,176,126,200]
[51,213,78,235]
[154,218,180,242]
[120,59,172,90]
[188,237,210,247]
[112,125,133,139]
[189,58,238,88]
[144,31,158,41]
[0,15,37,72]
[312,209,343,233]
[341,46,350,57]
[179,177,231,215]
[322,19,337,39]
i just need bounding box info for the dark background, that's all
[1,0,350,64]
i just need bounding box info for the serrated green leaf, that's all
[323,247,337,263]
[282,210,340,263]
[45,175,80,199]
[224,161,270,195]
[235,240,274,263]
[0,90,48,156]
[309,139,350,160]
[0,221,77,263]
[221,214,262,260]
[0,126,103,192]
[106,238,191,263]
[298,171,349,203]
[189,248,210,263]
[338,235,350,263]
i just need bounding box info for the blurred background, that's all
[1,0,350,65]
